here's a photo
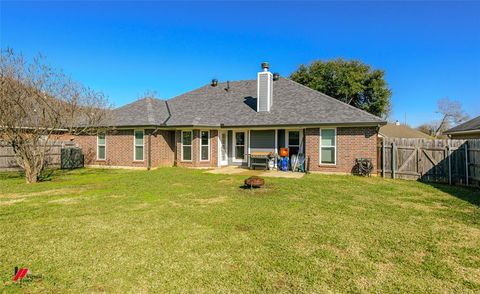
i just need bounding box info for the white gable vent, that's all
[257,62,273,112]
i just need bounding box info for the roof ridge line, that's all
[145,98,156,124]
[166,79,257,101]
[113,96,163,110]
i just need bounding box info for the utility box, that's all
[61,147,84,169]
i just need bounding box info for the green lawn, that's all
[0,168,479,293]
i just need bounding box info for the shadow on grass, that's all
[239,185,263,190]
[426,182,480,207]
[0,167,104,182]
[0,170,24,180]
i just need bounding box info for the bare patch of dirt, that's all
[108,194,125,199]
[295,240,319,256]
[0,188,86,199]
[168,200,185,207]
[218,178,235,184]
[391,200,448,213]
[48,198,82,205]
[0,198,25,206]
[195,196,227,205]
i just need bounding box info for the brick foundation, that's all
[304,127,378,173]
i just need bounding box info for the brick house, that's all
[71,63,386,173]
[444,116,480,139]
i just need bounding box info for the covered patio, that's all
[218,128,304,170]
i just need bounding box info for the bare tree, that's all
[0,49,111,183]
[417,122,435,137]
[433,97,469,138]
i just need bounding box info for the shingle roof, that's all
[444,116,480,134]
[166,78,385,127]
[111,98,170,127]
[379,123,432,139]
[111,77,386,127]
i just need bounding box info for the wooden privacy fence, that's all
[0,141,76,172]
[379,138,480,187]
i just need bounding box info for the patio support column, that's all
[275,129,278,168]
[247,130,251,167]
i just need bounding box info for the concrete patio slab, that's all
[206,166,305,179]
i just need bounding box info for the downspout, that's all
[147,131,152,170]
[303,128,308,173]
[147,128,159,171]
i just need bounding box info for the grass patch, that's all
[0,168,479,292]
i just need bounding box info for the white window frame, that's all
[199,130,210,161]
[319,128,337,165]
[286,129,303,154]
[181,130,193,162]
[97,133,106,160]
[233,130,247,162]
[133,129,145,161]
[218,130,229,166]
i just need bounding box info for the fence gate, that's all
[379,138,479,187]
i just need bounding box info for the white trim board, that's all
[199,130,210,162]
[133,129,145,162]
[319,127,337,165]
[232,130,247,162]
[181,130,193,162]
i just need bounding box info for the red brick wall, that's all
[175,129,218,168]
[72,129,175,168]
[148,129,176,167]
[70,126,375,172]
[305,127,378,173]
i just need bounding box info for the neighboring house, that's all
[71,63,386,173]
[444,116,480,139]
[379,121,433,139]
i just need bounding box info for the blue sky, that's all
[1,1,479,127]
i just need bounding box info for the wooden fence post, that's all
[447,144,451,185]
[465,143,469,186]
[382,140,385,178]
[392,142,396,179]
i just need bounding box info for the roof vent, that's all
[273,73,280,81]
[211,79,218,87]
[257,62,273,112]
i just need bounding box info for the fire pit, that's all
[244,176,265,189]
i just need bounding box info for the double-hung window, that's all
[182,131,192,161]
[234,131,245,161]
[134,130,144,161]
[97,134,106,160]
[200,130,209,161]
[320,128,336,165]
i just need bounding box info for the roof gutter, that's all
[77,121,386,130]
[443,129,480,135]
[219,121,387,129]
